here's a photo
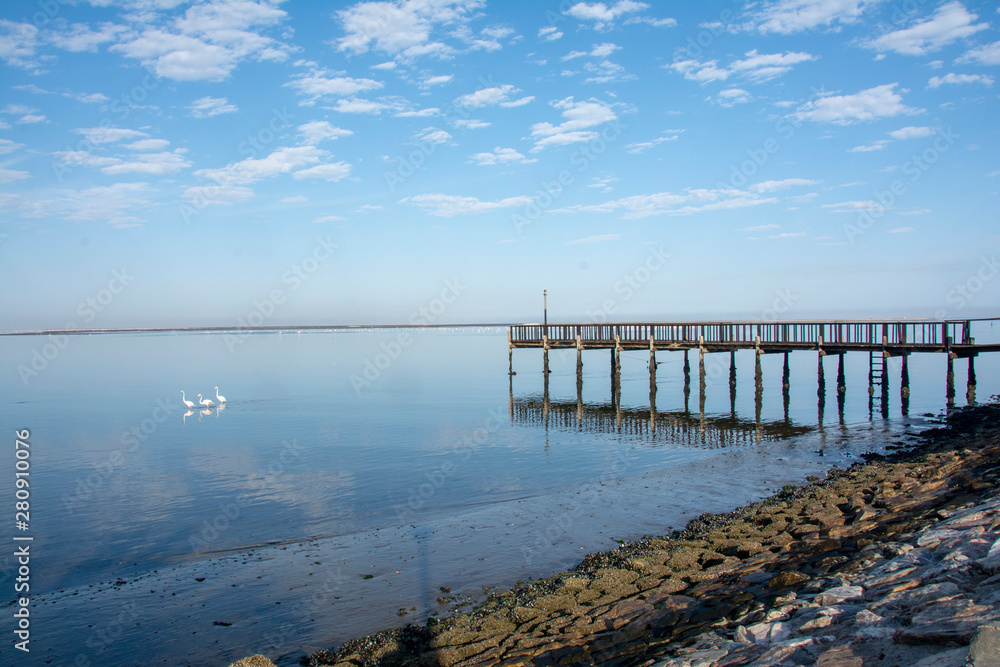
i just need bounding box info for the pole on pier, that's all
[729,350,737,415]
[901,354,910,415]
[543,290,547,337]
[946,352,955,409]
[968,356,977,405]
[837,354,846,394]
[649,335,657,390]
[683,349,691,393]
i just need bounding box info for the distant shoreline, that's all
[0,323,517,336]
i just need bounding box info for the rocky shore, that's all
[232,403,1000,667]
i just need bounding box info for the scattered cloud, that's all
[669,49,815,83]
[530,97,617,151]
[0,139,25,154]
[889,226,914,233]
[451,118,491,129]
[292,162,352,182]
[468,147,537,166]
[770,231,807,238]
[538,26,563,41]
[751,178,821,193]
[286,69,384,104]
[863,2,988,56]
[401,193,533,216]
[957,39,1000,66]
[282,196,308,203]
[716,88,751,107]
[927,72,994,89]
[744,0,878,34]
[421,74,453,87]
[74,127,148,144]
[849,140,890,152]
[454,84,533,108]
[794,84,920,125]
[313,214,344,223]
[416,127,453,145]
[558,188,777,218]
[188,96,238,118]
[195,146,326,186]
[565,1,650,30]
[889,126,934,139]
[335,0,483,60]
[299,121,353,144]
[0,20,44,70]
[0,168,30,183]
[626,132,681,154]
[126,139,170,151]
[566,234,619,244]
[737,223,780,232]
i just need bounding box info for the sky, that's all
[0,0,998,329]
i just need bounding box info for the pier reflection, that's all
[508,392,813,449]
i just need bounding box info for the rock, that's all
[912,647,971,667]
[814,585,863,606]
[228,657,278,667]
[898,598,1000,645]
[815,643,863,666]
[767,571,810,589]
[918,529,965,548]
[739,620,790,645]
[969,623,1000,667]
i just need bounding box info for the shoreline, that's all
[230,401,1000,667]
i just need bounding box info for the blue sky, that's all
[0,0,998,329]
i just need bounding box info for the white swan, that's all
[197,393,214,408]
[181,391,195,409]
[215,386,226,404]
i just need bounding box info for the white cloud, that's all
[889,126,934,139]
[538,26,563,41]
[737,223,780,232]
[716,88,751,107]
[670,49,815,83]
[468,147,537,166]
[17,114,46,124]
[282,196,308,203]
[195,146,326,186]
[75,127,148,144]
[889,226,914,233]
[401,193,532,216]
[293,162,352,182]
[313,215,344,223]
[927,72,994,88]
[126,139,170,151]
[421,74,453,87]
[286,69,384,103]
[299,121,353,144]
[335,0,482,60]
[751,178,821,192]
[849,140,891,152]
[0,20,42,70]
[957,40,1000,66]
[794,84,920,125]
[331,97,395,114]
[770,231,807,238]
[183,184,255,206]
[626,133,680,154]
[451,118,491,129]
[566,1,649,29]
[102,150,192,175]
[188,96,238,118]
[864,2,988,56]
[109,1,290,82]
[0,168,30,183]
[821,200,883,213]
[395,107,439,117]
[567,234,619,244]
[560,188,777,218]
[530,97,617,151]
[49,22,128,52]
[33,182,156,226]
[455,84,534,109]
[416,128,453,144]
[746,0,880,35]
[0,139,25,154]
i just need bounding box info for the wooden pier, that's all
[508,318,1000,412]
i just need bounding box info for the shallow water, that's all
[0,327,995,665]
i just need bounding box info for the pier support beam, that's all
[946,353,955,408]
[968,356,977,405]
[901,354,910,415]
[683,350,691,393]
[729,351,737,414]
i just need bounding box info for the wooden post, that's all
[683,349,691,393]
[901,354,910,415]
[837,354,846,394]
[968,356,976,405]
[946,353,955,408]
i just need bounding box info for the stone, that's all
[740,620,790,645]
[899,598,1000,645]
[767,571,810,589]
[814,586,863,606]
[917,529,965,548]
[969,623,1000,667]
[228,657,278,667]
[815,644,863,667]
[911,648,971,667]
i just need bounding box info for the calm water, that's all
[0,327,995,666]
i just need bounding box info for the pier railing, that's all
[510,319,985,348]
